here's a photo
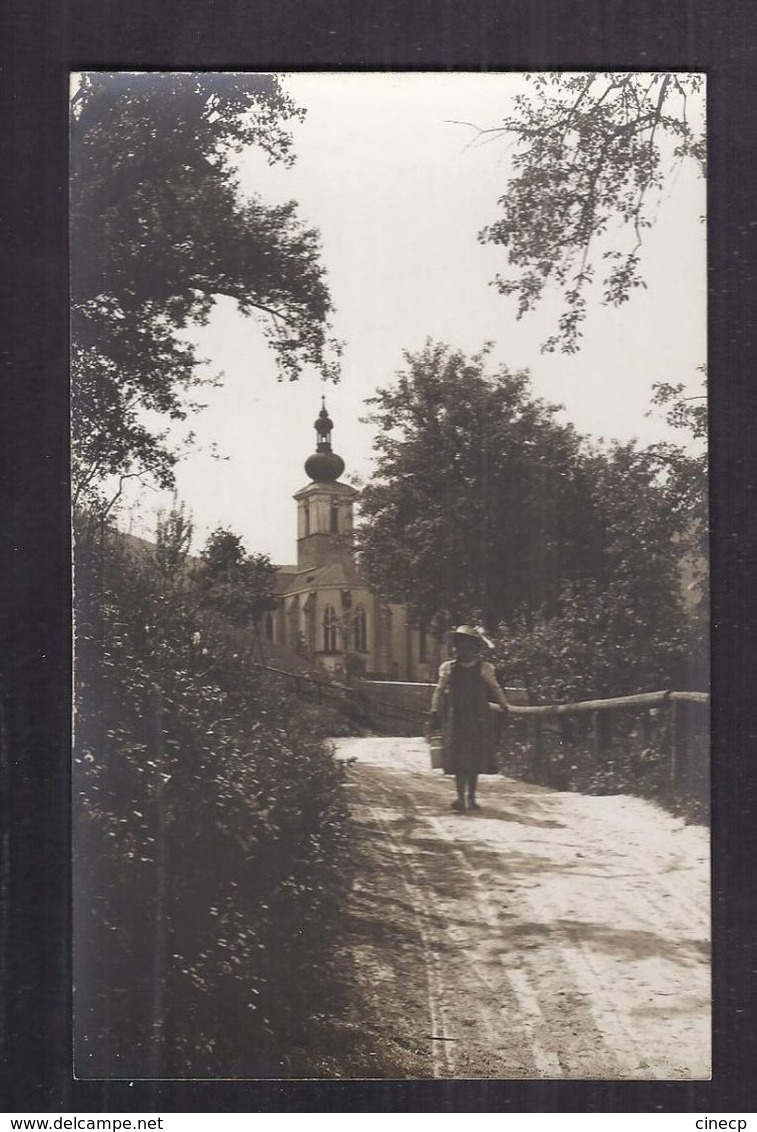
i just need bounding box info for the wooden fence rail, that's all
[259,663,709,798]
[505,690,709,715]
[502,690,710,792]
[504,691,709,795]
[258,663,427,734]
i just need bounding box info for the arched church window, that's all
[303,500,310,536]
[265,612,275,642]
[354,606,368,652]
[330,498,339,533]
[323,605,338,653]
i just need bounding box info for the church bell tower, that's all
[294,400,359,569]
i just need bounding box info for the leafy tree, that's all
[476,73,705,353]
[195,527,278,628]
[73,522,352,1076]
[495,436,698,701]
[359,341,701,697]
[71,72,341,513]
[648,373,709,688]
[579,440,689,691]
[356,340,590,632]
[154,496,194,578]
[649,373,708,541]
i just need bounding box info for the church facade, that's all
[262,402,446,682]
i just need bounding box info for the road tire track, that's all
[333,736,710,1081]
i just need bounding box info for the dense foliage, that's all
[357,341,590,631]
[492,385,708,818]
[357,342,707,703]
[71,72,341,515]
[195,526,279,628]
[73,515,353,1077]
[477,73,706,353]
[500,699,709,823]
[495,440,694,702]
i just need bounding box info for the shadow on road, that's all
[462,807,565,829]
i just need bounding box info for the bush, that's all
[73,517,353,1077]
[499,703,708,823]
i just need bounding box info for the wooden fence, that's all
[504,690,709,797]
[504,688,706,787]
[259,664,427,735]
[260,663,709,803]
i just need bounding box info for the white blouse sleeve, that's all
[481,662,509,709]
[431,660,453,712]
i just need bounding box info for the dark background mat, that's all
[2,0,756,1113]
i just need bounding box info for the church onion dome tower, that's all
[304,400,346,483]
[294,398,358,570]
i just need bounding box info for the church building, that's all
[263,401,445,682]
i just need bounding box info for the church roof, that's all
[293,478,358,500]
[273,566,300,594]
[278,559,368,594]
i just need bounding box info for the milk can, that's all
[428,731,445,770]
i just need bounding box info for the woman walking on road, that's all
[429,625,510,812]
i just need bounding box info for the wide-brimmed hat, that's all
[449,625,483,643]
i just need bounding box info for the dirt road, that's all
[330,736,710,1080]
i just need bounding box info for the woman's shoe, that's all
[451,799,466,812]
[467,800,481,811]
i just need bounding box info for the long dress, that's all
[441,659,500,775]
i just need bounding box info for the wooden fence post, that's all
[591,710,602,761]
[533,716,546,784]
[669,697,688,788]
[669,697,678,787]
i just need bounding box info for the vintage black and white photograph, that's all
[70,71,709,1081]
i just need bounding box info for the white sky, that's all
[118,72,707,564]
